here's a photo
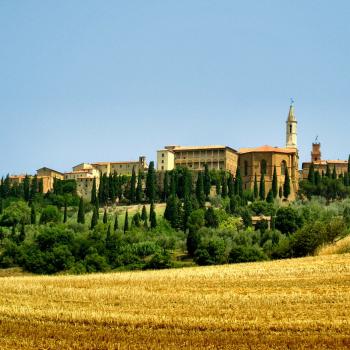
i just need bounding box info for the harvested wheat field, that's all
[1,255,350,349]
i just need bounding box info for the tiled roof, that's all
[167,145,238,153]
[239,145,297,154]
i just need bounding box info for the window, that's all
[162,153,164,157]
[244,160,248,176]
[261,160,267,175]
[161,160,164,164]
[290,125,292,133]
[281,160,287,175]
[161,166,164,170]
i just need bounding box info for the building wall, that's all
[239,151,299,200]
[158,146,238,175]
[157,150,175,171]
[302,162,348,180]
[76,177,100,200]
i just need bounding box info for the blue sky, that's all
[1,0,349,176]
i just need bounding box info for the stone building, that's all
[238,104,299,199]
[92,156,147,176]
[9,167,64,194]
[302,143,348,179]
[156,145,238,175]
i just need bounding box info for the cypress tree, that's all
[132,212,141,227]
[325,164,331,178]
[23,175,30,201]
[266,189,274,203]
[30,204,36,225]
[145,161,156,203]
[272,166,278,197]
[315,171,321,186]
[283,167,291,199]
[229,196,238,215]
[0,199,3,215]
[103,208,108,224]
[182,195,193,231]
[221,173,228,198]
[332,166,337,179]
[38,178,43,194]
[136,170,143,203]
[30,175,38,200]
[307,163,315,184]
[77,197,85,224]
[253,174,258,200]
[348,155,350,175]
[279,186,283,199]
[91,178,97,204]
[345,173,350,187]
[215,178,221,196]
[228,173,234,198]
[90,205,99,230]
[124,210,129,233]
[63,202,67,223]
[204,164,211,199]
[183,169,193,199]
[170,172,176,197]
[141,205,148,222]
[113,213,119,231]
[163,171,170,201]
[234,168,243,197]
[195,172,205,207]
[129,166,136,203]
[150,202,157,228]
[259,173,265,200]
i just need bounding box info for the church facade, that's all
[238,104,299,199]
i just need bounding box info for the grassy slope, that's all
[0,254,350,349]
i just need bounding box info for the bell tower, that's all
[286,100,298,149]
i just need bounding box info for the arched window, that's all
[244,160,248,176]
[290,125,292,133]
[261,159,267,175]
[281,160,287,175]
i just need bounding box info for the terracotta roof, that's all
[239,145,297,154]
[303,160,348,166]
[36,167,64,176]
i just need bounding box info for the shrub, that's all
[145,250,172,269]
[195,238,227,265]
[228,245,268,263]
[275,206,302,234]
[39,205,61,224]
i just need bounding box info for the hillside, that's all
[1,254,350,349]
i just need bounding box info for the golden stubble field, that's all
[0,254,350,350]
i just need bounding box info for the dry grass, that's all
[1,254,350,349]
[318,235,350,255]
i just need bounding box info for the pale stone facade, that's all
[157,145,238,175]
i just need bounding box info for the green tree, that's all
[30,204,36,225]
[30,175,38,200]
[221,174,228,198]
[266,189,274,203]
[196,172,205,207]
[279,186,283,198]
[123,210,129,233]
[63,202,67,223]
[283,167,291,199]
[163,171,170,201]
[90,205,99,230]
[40,205,61,224]
[103,209,108,224]
[129,166,136,203]
[253,173,258,200]
[234,168,243,197]
[145,161,156,203]
[77,197,85,224]
[325,164,331,178]
[332,166,337,180]
[164,195,180,229]
[204,207,219,228]
[113,213,119,231]
[23,175,30,202]
[136,170,143,203]
[141,205,148,222]
[150,202,157,228]
[307,163,315,184]
[259,173,265,200]
[0,199,3,215]
[91,178,97,204]
[272,166,278,197]
[228,174,234,198]
[204,164,211,199]
[182,195,193,231]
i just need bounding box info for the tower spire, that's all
[286,100,298,148]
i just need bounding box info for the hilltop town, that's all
[6,104,349,202]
